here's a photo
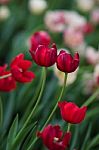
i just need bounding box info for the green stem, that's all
[82,88,99,107]
[42,73,67,130]
[67,123,71,132]
[27,73,68,150]
[0,73,12,79]
[21,69,43,124]
[11,67,47,149]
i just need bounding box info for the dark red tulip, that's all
[57,50,79,73]
[30,31,51,56]
[30,43,57,67]
[37,124,71,150]
[58,101,87,124]
[10,53,35,83]
[0,65,16,92]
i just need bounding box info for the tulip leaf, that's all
[6,114,18,150]
[0,97,3,127]
[85,134,99,150]
[81,124,92,150]
[85,108,99,120]
[11,121,37,150]
[21,125,37,150]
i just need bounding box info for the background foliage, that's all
[0,0,99,149]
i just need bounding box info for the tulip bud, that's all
[57,50,79,73]
[30,43,57,67]
[29,31,51,53]
[58,101,87,124]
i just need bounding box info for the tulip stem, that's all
[67,123,71,132]
[82,88,99,107]
[11,67,47,150]
[27,73,68,150]
[0,73,12,79]
[42,73,67,130]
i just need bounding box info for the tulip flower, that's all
[58,101,87,124]
[29,31,51,53]
[0,65,16,92]
[30,43,57,67]
[57,50,79,73]
[37,124,71,150]
[10,53,35,83]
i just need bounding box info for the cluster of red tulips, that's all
[0,31,87,150]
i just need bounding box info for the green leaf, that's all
[11,121,37,150]
[81,124,92,150]
[70,125,79,150]
[0,97,3,127]
[85,108,99,120]
[6,114,18,150]
[86,134,99,150]
[21,124,37,150]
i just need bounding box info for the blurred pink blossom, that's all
[0,0,10,4]
[64,11,86,29]
[63,27,84,48]
[44,10,87,33]
[83,73,95,95]
[86,47,99,65]
[94,64,99,85]
[91,9,99,24]
[44,11,66,32]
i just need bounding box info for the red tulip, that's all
[10,53,35,83]
[0,65,16,92]
[58,101,87,124]
[30,31,51,55]
[30,43,57,67]
[37,124,71,150]
[57,50,79,73]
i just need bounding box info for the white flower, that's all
[0,6,10,21]
[76,0,94,12]
[28,0,47,15]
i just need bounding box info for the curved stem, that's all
[82,88,99,107]
[11,67,47,149]
[27,73,68,150]
[21,69,44,124]
[0,73,12,79]
[42,73,67,130]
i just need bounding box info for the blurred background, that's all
[0,0,99,149]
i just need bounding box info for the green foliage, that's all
[0,0,99,150]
